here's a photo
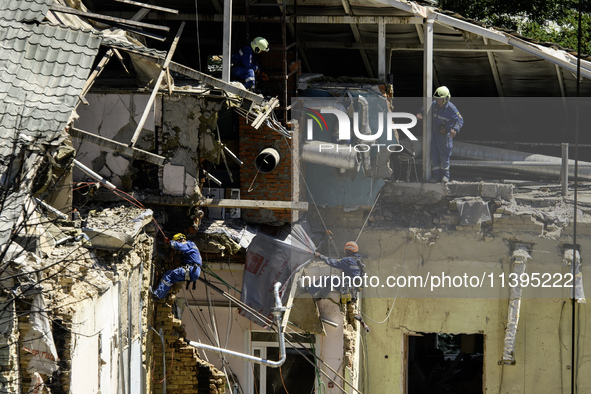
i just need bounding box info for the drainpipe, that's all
[353,96,375,175]
[302,141,358,170]
[452,141,591,181]
[407,139,591,181]
[502,245,531,365]
[563,249,586,303]
[188,282,287,367]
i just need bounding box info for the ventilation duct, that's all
[255,148,280,173]
[302,141,357,170]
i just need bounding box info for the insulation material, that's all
[563,249,586,303]
[22,294,59,375]
[240,223,316,326]
[456,199,491,226]
[502,247,531,365]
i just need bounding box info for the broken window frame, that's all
[246,332,317,394]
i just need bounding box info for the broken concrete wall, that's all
[311,180,591,393]
[73,94,156,190]
[12,205,156,393]
[73,93,224,198]
[161,95,222,197]
[0,298,19,393]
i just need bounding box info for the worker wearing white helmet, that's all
[230,36,270,90]
[417,86,464,183]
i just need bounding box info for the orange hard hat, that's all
[344,241,359,253]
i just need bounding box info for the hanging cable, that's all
[361,209,416,324]
[194,0,202,71]
[281,135,340,257]
[355,190,381,243]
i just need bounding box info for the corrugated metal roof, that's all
[0,0,52,23]
[0,20,101,149]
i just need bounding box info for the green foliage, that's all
[438,0,591,55]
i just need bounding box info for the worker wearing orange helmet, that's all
[309,241,366,300]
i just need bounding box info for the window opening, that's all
[406,333,483,394]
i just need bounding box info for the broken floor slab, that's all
[81,206,153,250]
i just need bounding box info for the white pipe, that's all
[502,246,530,365]
[188,282,287,368]
[34,197,68,220]
[564,249,586,303]
[73,159,116,190]
[302,141,357,170]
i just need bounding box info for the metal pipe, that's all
[563,249,585,303]
[34,197,68,220]
[452,160,591,167]
[203,170,223,186]
[73,159,117,190]
[354,96,375,175]
[502,245,530,365]
[412,139,591,181]
[562,143,569,196]
[188,282,287,368]
[302,141,357,170]
[223,145,243,166]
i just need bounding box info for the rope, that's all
[361,209,415,325]
[355,190,381,243]
[281,135,340,257]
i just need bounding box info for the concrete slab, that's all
[381,182,446,205]
[481,182,513,200]
[82,228,135,250]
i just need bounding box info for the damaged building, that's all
[2,0,591,393]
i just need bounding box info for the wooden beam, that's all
[202,199,308,211]
[378,19,386,80]
[77,7,154,107]
[49,4,170,32]
[88,191,308,210]
[69,127,166,166]
[112,0,179,14]
[129,22,185,147]
[341,0,374,78]
[301,41,514,52]
[483,37,504,96]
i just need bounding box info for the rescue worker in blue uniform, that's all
[417,86,464,183]
[306,241,366,300]
[230,36,269,90]
[151,233,202,299]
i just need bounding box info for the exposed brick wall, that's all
[151,294,226,394]
[239,118,293,224]
[151,246,226,394]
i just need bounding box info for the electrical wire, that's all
[279,366,291,394]
[361,209,415,325]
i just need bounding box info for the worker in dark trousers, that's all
[306,241,366,300]
[230,36,269,91]
[417,86,464,183]
[151,233,202,300]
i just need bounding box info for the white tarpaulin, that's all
[240,223,316,326]
[22,294,59,375]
